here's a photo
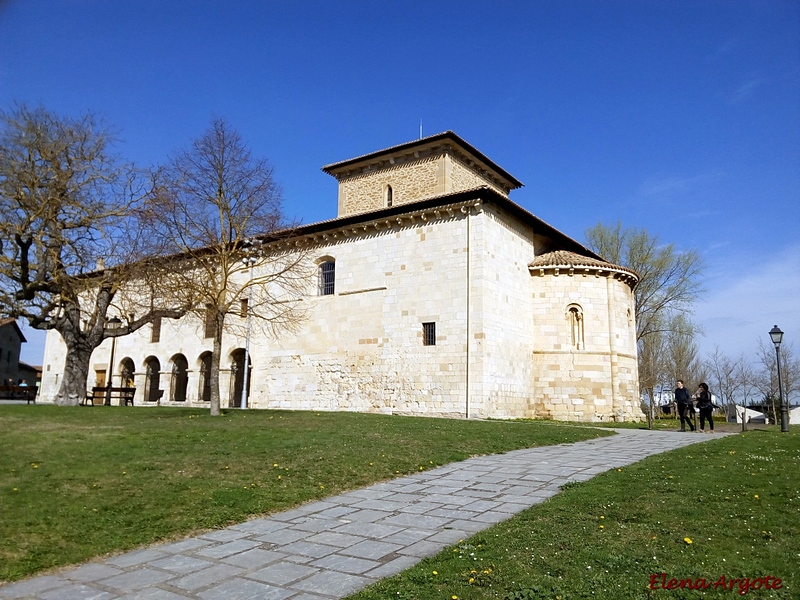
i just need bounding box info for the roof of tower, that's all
[321,131,524,191]
[528,250,639,286]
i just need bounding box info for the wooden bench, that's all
[0,385,37,403]
[83,386,136,406]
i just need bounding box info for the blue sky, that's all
[2,0,798,367]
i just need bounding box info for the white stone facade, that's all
[39,132,643,422]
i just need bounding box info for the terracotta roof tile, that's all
[529,250,638,281]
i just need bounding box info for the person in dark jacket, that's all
[675,380,695,431]
[695,382,714,433]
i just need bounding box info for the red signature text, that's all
[649,573,782,595]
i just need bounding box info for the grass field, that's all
[0,405,610,583]
[349,428,800,600]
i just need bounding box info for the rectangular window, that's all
[319,261,335,296]
[151,316,162,343]
[240,298,249,318]
[204,304,215,339]
[423,322,436,346]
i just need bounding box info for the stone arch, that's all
[229,348,252,408]
[119,358,136,388]
[197,352,212,402]
[143,356,162,402]
[169,353,189,402]
[566,303,584,350]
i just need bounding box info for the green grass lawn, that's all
[0,405,609,583]
[349,428,800,600]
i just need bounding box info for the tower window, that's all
[385,184,393,207]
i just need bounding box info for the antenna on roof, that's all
[419,119,423,139]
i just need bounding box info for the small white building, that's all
[39,132,643,422]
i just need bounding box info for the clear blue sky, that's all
[2,0,798,367]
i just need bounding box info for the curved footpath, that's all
[1,428,731,600]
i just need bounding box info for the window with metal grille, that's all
[423,322,436,346]
[319,261,335,296]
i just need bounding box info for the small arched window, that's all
[385,184,393,207]
[567,305,584,350]
[318,260,335,296]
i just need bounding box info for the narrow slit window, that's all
[319,261,335,296]
[240,298,249,318]
[568,305,584,350]
[423,322,436,346]
[386,184,393,207]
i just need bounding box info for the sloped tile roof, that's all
[529,250,638,282]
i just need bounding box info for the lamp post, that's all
[769,325,789,433]
[241,256,257,410]
[105,316,122,406]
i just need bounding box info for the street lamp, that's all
[769,325,789,433]
[105,316,122,406]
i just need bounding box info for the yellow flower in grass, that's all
[684,537,693,544]
[432,570,438,575]
[754,494,759,499]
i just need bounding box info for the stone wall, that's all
[338,157,441,216]
[38,195,642,422]
[336,153,507,217]
[529,269,640,422]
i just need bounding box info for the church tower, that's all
[322,131,523,217]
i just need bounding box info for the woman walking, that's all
[695,382,714,433]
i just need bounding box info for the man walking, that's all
[675,380,695,432]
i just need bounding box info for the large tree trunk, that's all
[53,337,96,406]
[209,311,225,416]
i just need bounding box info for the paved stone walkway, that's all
[1,429,730,600]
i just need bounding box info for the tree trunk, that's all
[53,338,95,406]
[209,311,225,416]
[645,386,655,429]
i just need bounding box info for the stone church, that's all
[39,132,642,421]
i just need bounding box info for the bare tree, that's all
[704,346,743,407]
[666,314,701,384]
[0,105,184,405]
[638,324,667,429]
[585,221,703,342]
[754,338,798,426]
[585,222,704,428]
[144,119,310,416]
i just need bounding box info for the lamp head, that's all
[769,325,784,346]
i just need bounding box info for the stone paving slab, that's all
[0,428,730,600]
